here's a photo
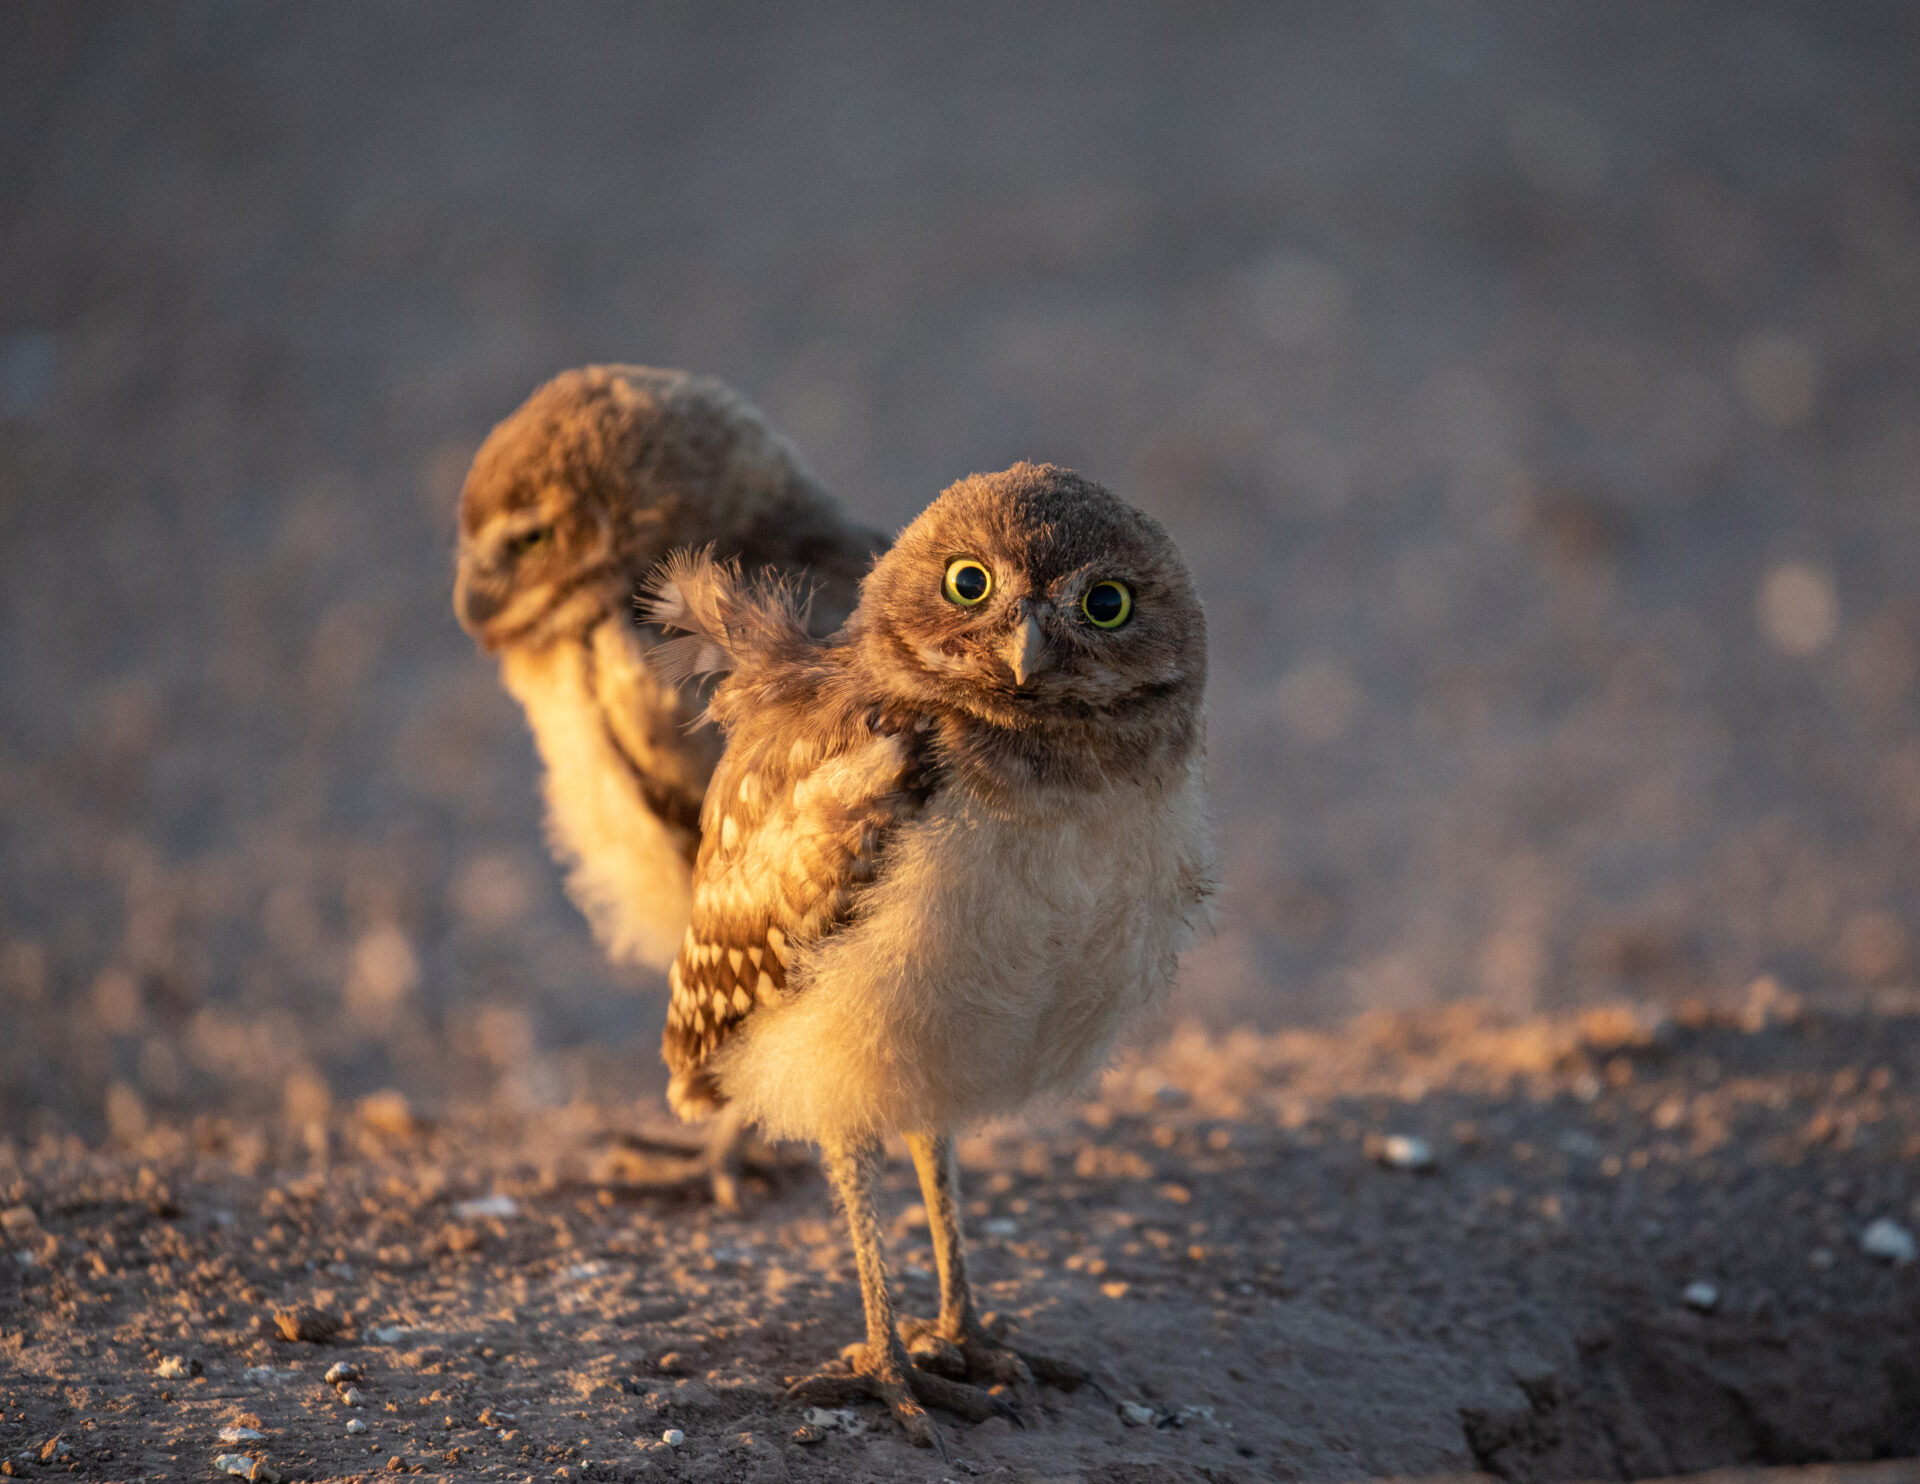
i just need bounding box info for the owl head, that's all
[454,366,837,651]
[853,463,1206,773]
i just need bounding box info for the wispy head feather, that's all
[640,548,813,688]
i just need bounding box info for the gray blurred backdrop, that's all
[4,3,1918,1142]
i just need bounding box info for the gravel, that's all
[1860,1217,1917,1264]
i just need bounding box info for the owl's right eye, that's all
[506,525,554,559]
[943,557,993,606]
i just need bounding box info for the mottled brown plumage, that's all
[453,365,885,1201]
[454,364,884,965]
[647,463,1215,1444]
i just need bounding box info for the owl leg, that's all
[702,1103,747,1211]
[900,1130,1093,1394]
[785,1133,1014,1447]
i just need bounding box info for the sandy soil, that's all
[4,9,1920,1481]
[6,991,1919,1482]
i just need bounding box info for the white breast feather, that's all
[710,752,1215,1142]
[500,631,694,971]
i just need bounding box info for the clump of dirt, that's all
[4,997,1918,1481]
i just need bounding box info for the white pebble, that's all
[1861,1217,1917,1264]
[217,1426,266,1445]
[661,1428,685,1449]
[213,1455,276,1481]
[1682,1280,1720,1312]
[155,1355,192,1379]
[1374,1134,1436,1172]
[1118,1400,1157,1427]
[452,1194,520,1220]
[341,1386,366,1407]
[345,1419,367,1436]
[324,1361,361,1385]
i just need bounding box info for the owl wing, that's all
[662,716,933,1117]
[587,617,718,855]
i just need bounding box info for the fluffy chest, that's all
[711,757,1214,1141]
[840,778,1200,1002]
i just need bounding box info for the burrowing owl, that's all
[646,462,1215,1443]
[454,366,884,1196]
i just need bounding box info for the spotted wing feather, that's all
[663,720,932,1116]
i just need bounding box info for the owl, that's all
[454,365,885,1199]
[646,462,1215,1443]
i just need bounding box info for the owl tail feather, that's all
[641,547,814,688]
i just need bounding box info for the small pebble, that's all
[272,1305,343,1343]
[217,1426,266,1445]
[790,1424,824,1445]
[346,1420,368,1436]
[324,1361,361,1385]
[1682,1280,1720,1312]
[1118,1400,1157,1427]
[452,1194,520,1220]
[155,1355,193,1380]
[385,1455,405,1472]
[341,1386,366,1407]
[661,1429,685,1449]
[213,1456,282,1483]
[1368,1133,1436,1172]
[1861,1217,1917,1265]
[979,1217,1019,1237]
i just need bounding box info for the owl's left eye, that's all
[943,557,993,606]
[1082,580,1132,629]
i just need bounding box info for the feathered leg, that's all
[901,1130,1091,1393]
[786,1133,1011,1446]
[703,1103,747,1211]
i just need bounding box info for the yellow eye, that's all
[1082,580,1132,629]
[943,557,993,606]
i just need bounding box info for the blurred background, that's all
[3,2,1917,1144]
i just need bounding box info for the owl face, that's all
[856,464,1206,735]
[454,369,665,651]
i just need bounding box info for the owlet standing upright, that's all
[646,462,1215,1444]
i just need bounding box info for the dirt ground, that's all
[6,990,1920,1483]
[6,7,1920,1482]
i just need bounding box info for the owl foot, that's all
[787,1340,1016,1447]
[899,1315,1093,1394]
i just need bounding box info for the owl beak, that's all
[1005,611,1052,687]
[454,562,508,640]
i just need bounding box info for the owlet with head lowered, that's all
[454,366,884,1203]
[647,462,1215,1444]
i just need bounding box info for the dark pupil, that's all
[952,564,988,601]
[1086,584,1125,623]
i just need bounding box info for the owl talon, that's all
[784,1371,868,1406]
[786,1341,951,1448]
[788,1336,1013,1443]
[1009,1345,1093,1393]
[898,1319,967,1379]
